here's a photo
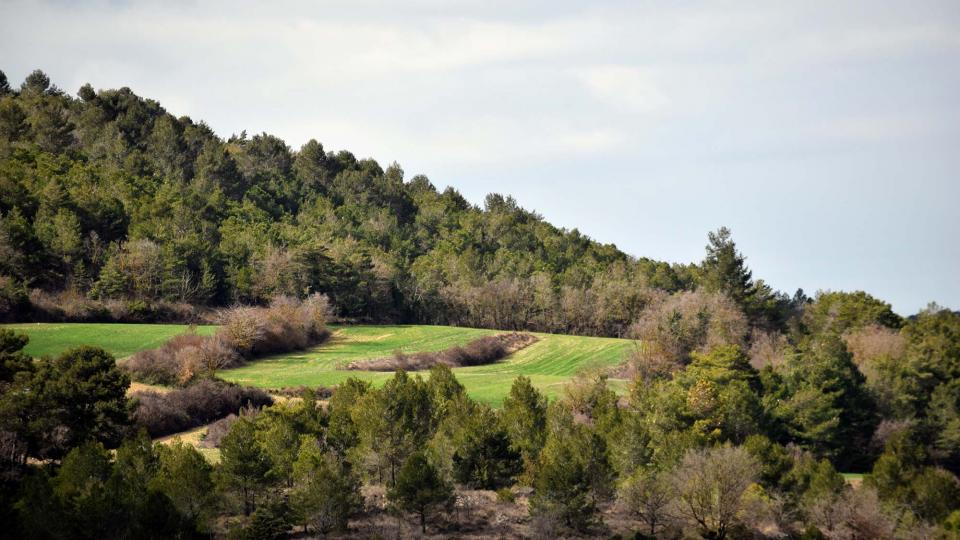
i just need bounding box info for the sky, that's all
[1,0,958,315]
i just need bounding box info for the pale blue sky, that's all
[2,0,958,315]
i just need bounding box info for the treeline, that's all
[1,68,772,336]
[3,321,960,538]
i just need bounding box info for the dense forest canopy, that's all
[0,68,800,336]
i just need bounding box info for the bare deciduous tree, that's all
[670,446,758,540]
[619,468,675,536]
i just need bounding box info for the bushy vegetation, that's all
[131,380,273,438]
[2,305,960,537]
[124,293,329,385]
[346,331,536,371]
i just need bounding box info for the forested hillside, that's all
[1,68,721,335]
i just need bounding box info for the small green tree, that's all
[153,440,216,530]
[530,419,611,533]
[217,416,272,516]
[387,452,454,534]
[290,437,362,536]
[12,346,131,461]
[500,376,547,477]
[452,406,522,489]
[256,404,300,487]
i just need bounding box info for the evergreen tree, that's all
[217,416,272,516]
[387,452,454,534]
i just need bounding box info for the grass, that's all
[219,325,636,405]
[2,322,216,359]
[156,424,221,464]
[4,322,637,406]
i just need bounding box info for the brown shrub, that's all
[842,324,906,370]
[217,306,265,355]
[806,487,897,540]
[125,294,330,385]
[748,331,790,370]
[201,414,238,448]
[131,379,272,438]
[346,332,536,371]
[20,289,206,324]
[125,332,208,385]
[629,291,748,366]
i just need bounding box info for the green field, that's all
[219,325,636,405]
[2,323,216,359]
[3,323,636,406]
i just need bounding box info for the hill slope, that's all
[0,69,693,336]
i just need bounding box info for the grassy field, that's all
[3,323,637,406]
[2,322,216,359]
[219,325,636,405]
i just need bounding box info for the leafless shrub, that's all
[267,386,334,399]
[201,414,238,448]
[669,446,758,539]
[217,306,265,355]
[131,380,272,438]
[125,295,330,385]
[627,290,748,375]
[870,419,916,454]
[125,332,207,385]
[618,468,675,536]
[20,288,205,323]
[749,331,790,370]
[842,324,906,371]
[806,486,897,540]
[346,333,537,371]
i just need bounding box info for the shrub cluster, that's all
[124,294,331,385]
[131,379,272,438]
[200,413,240,448]
[346,332,536,371]
[19,289,207,323]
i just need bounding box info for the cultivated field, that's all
[3,322,217,359]
[4,323,636,405]
[220,325,636,404]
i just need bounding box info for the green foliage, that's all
[289,438,362,536]
[387,452,454,534]
[500,375,547,475]
[530,413,612,533]
[217,415,272,516]
[15,438,201,539]
[153,440,216,530]
[451,406,522,489]
[0,345,131,464]
[231,499,290,540]
[700,227,791,329]
[768,335,877,468]
[0,328,30,382]
[352,369,432,484]
[908,467,960,523]
[0,70,746,337]
[803,290,902,336]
